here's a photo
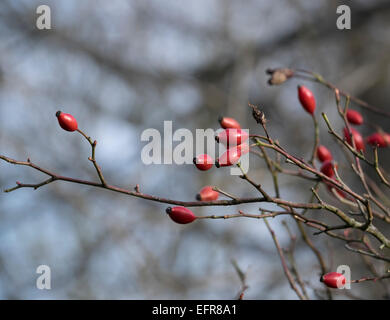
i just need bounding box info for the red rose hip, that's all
[320,272,346,289]
[166,206,197,224]
[196,186,219,201]
[383,133,390,146]
[366,133,387,148]
[216,129,249,146]
[218,116,241,129]
[237,142,250,155]
[56,111,78,132]
[317,145,332,162]
[193,154,214,171]
[320,160,336,178]
[297,85,316,115]
[215,146,241,168]
[343,127,365,151]
[346,109,363,125]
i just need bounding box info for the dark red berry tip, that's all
[166,207,172,214]
[55,111,62,117]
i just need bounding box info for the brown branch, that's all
[0,155,265,207]
[264,218,306,300]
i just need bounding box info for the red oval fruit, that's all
[298,85,316,115]
[317,145,333,162]
[216,129,249,146]
[383,133,390,146]
[320,272,346,289]
[346,109,363,125]
[166,206,197,224]
[366,133,387,148]
[196,186,219,201]
[343,127,365,151]
[237,142,250,155]
[193,154,214,171]
[218,116,241,129]
[56,111,78,132]
[215,146,241,168]
[320,160,336,178]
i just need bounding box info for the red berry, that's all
[218,116,241,129]
[193,154,214,171]
[196,186,219,201]
[166,206,196,224]
[215,146,242,168]
[320,160,336,178]
[366,133,387,148]
[383,133,390,146]
[56,111,78,132]
[216,129,249,146]
[317,145,332,162]
[343,127,365,151]
[346,109,363,125]
[298,85,316,115]
[320,272,346,289]
[237,142,250,155]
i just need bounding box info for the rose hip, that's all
[166,206,197,224]
[193,154,214,171]
[343,127,365,151]
[196,186,219,201]
[320,160,336,178]
[237,142,250,155]
[216,129,249,146]
[346,109,363,125]
[218,116,241,129]
[215,146,242,168]
[317,145,332,162]
[56,111,78,132]
[320,272,346,289]
[298,85,316,115]
[366,133,387,148]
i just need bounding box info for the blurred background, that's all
[0,0,389,299]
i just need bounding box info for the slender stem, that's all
[264,218,306,300]
[310,114,319,165]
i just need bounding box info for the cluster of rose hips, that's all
[55,109,247,226]
[52,106,364,290]
[193,117,249,170]
[168,116,251,225]
[299,85,390,149]
[298,85,390,199]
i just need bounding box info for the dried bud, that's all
[266,68,294,85]
[249,103,266,125]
